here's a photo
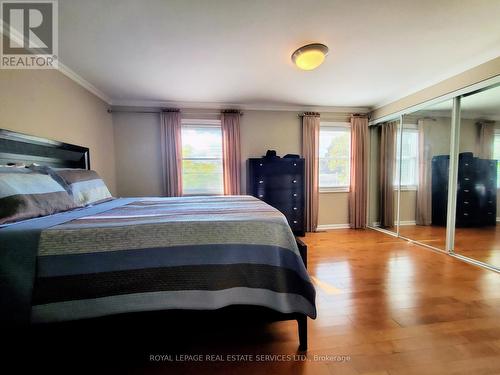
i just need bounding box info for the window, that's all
[395,126,418,189]
[493,130,500,188]
[181,120,223,195]
[319,123,351,191]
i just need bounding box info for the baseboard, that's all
[317,223,351,230]
[497,217,500,222]
[370,221,416,227]
[399,220,417,226]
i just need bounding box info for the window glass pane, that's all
[182,159,223,195]
[319,126,351,188]
[182,127,222,159]
[181,125,223,195]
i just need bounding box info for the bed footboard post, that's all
[295,237,308,350]
[297,315,308,351]
[295,237,307,269]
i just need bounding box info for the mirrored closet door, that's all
[454,85,500,268]
[397,100,453,251]
[369,100,453,252]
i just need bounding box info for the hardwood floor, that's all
[399,224,500,268]
[28,229,500,374]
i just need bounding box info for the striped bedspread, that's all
[31,195,316,323]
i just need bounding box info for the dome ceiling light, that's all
[291,43,329,71]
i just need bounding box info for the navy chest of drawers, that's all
[247,158,305,236]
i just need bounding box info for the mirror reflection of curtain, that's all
[476,121,495,159]
[416,119,432,225]
[379,121,397,228]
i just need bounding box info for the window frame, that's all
[319,121,351,193]
[181,118,223,196]
[395,123,419,191]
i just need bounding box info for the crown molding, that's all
[0,20,110,103]
[57,62,111,104]
[109,99,370,114]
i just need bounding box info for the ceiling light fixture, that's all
[292,43,329,71]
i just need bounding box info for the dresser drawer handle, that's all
[463,213,469,216]
[293,220,298,224]
[292,180,297,183]
[464,177,470,181]
[259,180,263,184]
[464,201,469,204]
[293,193,297,197]
[464,189,469,193]
[293,163,297,166]
[258,194,264,198]
[293,207,297,210]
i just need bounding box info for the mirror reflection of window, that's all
[493,129,500,188]
[395,125,419,189]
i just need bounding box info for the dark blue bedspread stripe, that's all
[37,244,309,281]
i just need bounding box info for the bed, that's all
[0,129,316,350]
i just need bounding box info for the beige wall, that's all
[0,70,116,193]
[399,190,417,223]
[112,109,352,226]
[371,57,500,121]
[112,112,163,197]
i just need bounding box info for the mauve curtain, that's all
[160,110,182,197]
[302,113,320,232]
[379,121,397,228]
[221,111,241,195]
[476,121,495,159]
[416,119,432,226]
[349,115,368,229]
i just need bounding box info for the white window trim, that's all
[181,118,221,127]
[320,186,350,193]
[321,121,351,129]
[403,123,418,130]
[396,185,418,191]
[319,121,351,192]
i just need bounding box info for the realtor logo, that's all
[1,0,58,68]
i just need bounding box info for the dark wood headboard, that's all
[0,129,90,169]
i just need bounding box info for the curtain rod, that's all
[107,108,243,116]
[297,112,369,118]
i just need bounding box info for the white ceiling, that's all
[58,0,500,109]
